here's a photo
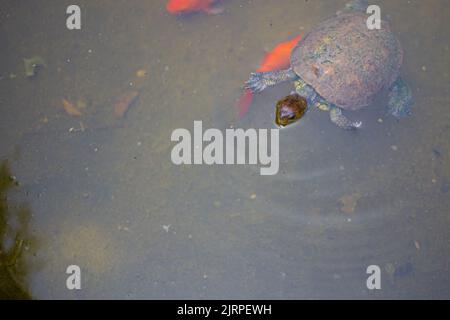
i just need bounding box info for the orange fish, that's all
[236,34,303,119]
[166,0,224,15]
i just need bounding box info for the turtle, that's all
[245,0,413,130]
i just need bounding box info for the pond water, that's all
[0,0,449,299]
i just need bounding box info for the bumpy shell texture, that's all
[291,12,403,110]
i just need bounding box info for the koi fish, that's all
[166,0,224,15]
[236,34,303,119]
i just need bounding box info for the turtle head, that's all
[275,94,308,127]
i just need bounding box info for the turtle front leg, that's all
[387,77,413,119]
[245,68,297,93]
[330,106,362,130]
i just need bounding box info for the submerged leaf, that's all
[76,100,87,109]
[62,99,83,117]
[136,69,148,78]
[339,193,361,214]
[23,56,46,77]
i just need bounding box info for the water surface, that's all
[0,0,449,299]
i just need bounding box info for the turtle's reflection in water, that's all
[0,161,35,299]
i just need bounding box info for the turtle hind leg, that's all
[338,0,369,14]
[330,106,362,130]
[245,68,297,93]
[387,77,413,119]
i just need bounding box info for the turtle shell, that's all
[291,12,403,110]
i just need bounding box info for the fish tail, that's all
[236,89,254,119]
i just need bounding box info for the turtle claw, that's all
[344,120,362,130]
[341,121,362,130]
[353,121,362,129]
[245,72,266,93]
[330,106,362,130]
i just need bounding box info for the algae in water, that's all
[0,161,32,299]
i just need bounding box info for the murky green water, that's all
[0,0,449,299]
